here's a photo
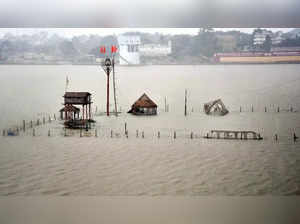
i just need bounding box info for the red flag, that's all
[111,45,117,53]
[100,46,106,54]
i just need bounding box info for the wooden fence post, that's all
[23,120,26,132]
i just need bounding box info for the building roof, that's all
[132,93,157,108]
[64,92,91,98]
[59,105,80,112]
[118,35,141,45]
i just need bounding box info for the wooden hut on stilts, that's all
[61,92,95,129]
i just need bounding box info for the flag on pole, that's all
[111,45,117,54]
[100,46,106,54]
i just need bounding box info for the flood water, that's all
[0,64,300,195]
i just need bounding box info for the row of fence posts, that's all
[274,133,298,142]
[239,106,294,113]
[2,113,57,136]
[3,119,299,142]
[3,126,299,142]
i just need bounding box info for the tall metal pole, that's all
[165,97,167,112]
[106,67,110,116]
[112,56,118,116]
[184,89,187,116]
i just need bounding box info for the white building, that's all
[140,41,172,57]
[253,30,273,46]
[117,35,141,65]
[253,30,284,46]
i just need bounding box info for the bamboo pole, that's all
[112,56,118,117]
[184,89,187,116]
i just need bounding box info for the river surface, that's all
[0,64,300,195]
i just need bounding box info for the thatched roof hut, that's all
[128,93,157,115]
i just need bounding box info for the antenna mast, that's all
[112,56,118,116]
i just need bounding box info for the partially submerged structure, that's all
[128,93,157,115]
[59,105,80,120]
[62,92,94,128]
[205,130,263,140]
[204,99,229,116]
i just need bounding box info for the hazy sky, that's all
[1,1,299,27]
[0,28,294,38]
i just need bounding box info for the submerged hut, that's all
[204,99,229,116]
[60,105,80,120]
[62,92,94,128]
[128,93,157,115]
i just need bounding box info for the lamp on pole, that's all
[103,57,112,116]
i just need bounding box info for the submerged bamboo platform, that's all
[204,130,263,140]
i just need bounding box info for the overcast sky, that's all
[0,28,295,38]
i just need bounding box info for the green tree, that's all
[263,35,272,52]
[193,28,217,57]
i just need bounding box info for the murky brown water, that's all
[0,64,300,195]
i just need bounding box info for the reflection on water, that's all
[0,65,300,195]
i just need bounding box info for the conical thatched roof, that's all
[60,105,80,112]
[132,93,157,108]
